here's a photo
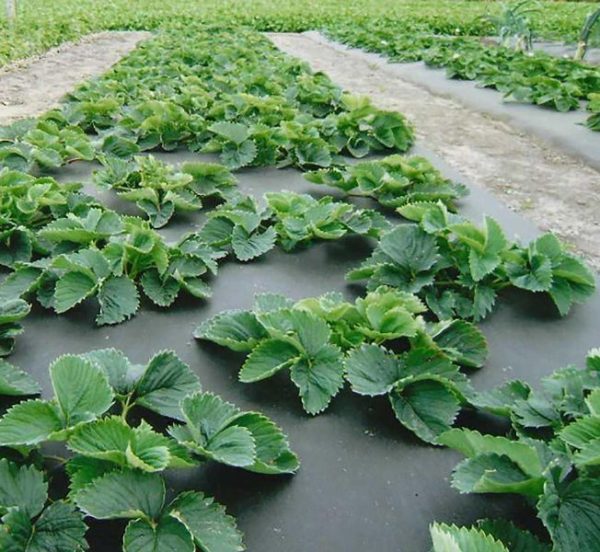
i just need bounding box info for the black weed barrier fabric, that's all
[6,147,598,551]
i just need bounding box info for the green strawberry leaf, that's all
[168,491,244,552]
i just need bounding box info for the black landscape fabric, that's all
[9,146,600,551]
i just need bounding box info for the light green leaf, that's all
[390,380,460,443]
[231,225,276,262]
[178,392,239,444]
[123,517,194,552]
[451,454,544,496]
[126,422,172,472]
[67,417,131,465]
[202,425,256,467]
[134,351,202,420]
[96,275,139,325]
[228,412,299,474]
[53,271,97,314]
[194,310,268,352]
[239,339,299,383]
[0,459,47,517]
[0,359,40,396]
[141,270,180,307]
[437,428,543,477]
[290,344,345,414]
[378,224,439,273]
[75,469,165,520]
[81,348,141,395]
[430,522,509,552]
[291,310,331,356]
[209,122,249,146]
[429,320,488,368]
[66,456,118,497]
[50,355,114,427]
[345,344,401,396]
[168,491,244,552]
[560,416,600,448]
[0,399,62,446]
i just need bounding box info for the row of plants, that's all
[325,18,600,128]
[0,22,598,550]
[0,28,414,175]
[1,1,594,68]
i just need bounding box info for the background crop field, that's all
[0,1,597,67]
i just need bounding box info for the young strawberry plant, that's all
[0,117,95,173]
[0,168,97,268]
[348,202,595,321]
[0,349,298,550]
[1,212,223,325]
[305,154,468,210]
[265,191,389,251]
[196,287,487,442]
[193,191,388,262]
[435,348,600,552]
[94,155,203,228]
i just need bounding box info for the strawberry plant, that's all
[94,155,203,228]
[435,348,600,552]
[265,191,389,251]
[196,287,487,442]
[1,213,222,324]
[348,202,596,320]
[0,168,97,269]
[305,154,468,210]
[0,349,298,550]
[194,191,389,261]
[0,117,95,172]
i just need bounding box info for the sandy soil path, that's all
[0,31,151,124]
[268,32,600,270]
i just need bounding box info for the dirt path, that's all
[0,31,151,125]
[268,32,600,271]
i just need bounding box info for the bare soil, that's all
[268,32,600,271]
[0,31,151,125]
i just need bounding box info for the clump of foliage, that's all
[94,156,237,228]
[348,202,595,321]
[305,154,468,210]
[328,17,600,116]
[0,349,298,550]
[435,348,600,552]
[265,191,389,250]
[196,287,487,443]
[0,168,97,269]
[193,191,389,261]
[49,28,414,173]
[0,117,94,172]
[0,211,223,325]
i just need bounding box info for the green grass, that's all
[0,1,596,68]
